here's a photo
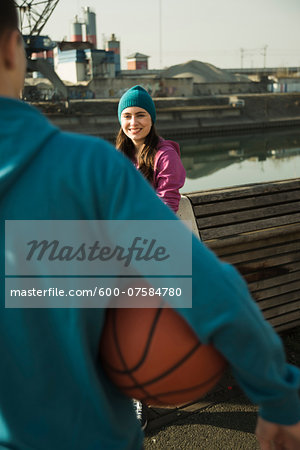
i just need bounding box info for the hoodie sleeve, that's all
[154,145,186,213]
[98,148,300,426]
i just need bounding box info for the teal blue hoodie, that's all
[1,97,300,449]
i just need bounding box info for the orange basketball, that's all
[99,304,226,407]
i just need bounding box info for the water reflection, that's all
[178,129,300,192]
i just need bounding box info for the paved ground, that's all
[143,327,300,450]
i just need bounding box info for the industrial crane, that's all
[15,0,68,100]
[17,0,60,42]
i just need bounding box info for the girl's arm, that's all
[154,147,186,213]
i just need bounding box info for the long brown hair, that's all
[116,125,160,183]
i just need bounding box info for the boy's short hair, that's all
[0,0,18,38]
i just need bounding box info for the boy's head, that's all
[0,0,19,38]
[0,0,26,99]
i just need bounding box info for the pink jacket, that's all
[153,138,186,213]
[133,138,186,212]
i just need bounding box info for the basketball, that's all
[99,302,226,407]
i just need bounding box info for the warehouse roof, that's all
[162,60,248,83]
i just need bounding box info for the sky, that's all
[39,0,300,70]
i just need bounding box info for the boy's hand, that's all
[256,416,300,449]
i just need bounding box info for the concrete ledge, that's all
[33,93,300,140]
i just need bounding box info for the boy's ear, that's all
[1,29,20,70]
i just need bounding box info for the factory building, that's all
[52,8,117,83]
[83,7,97,47]
[54,44,115,83]
[70,7,97,47]
[71,17,83,42]
[126,52,149,70]
[269,75,300,93]
[106,34,121,75]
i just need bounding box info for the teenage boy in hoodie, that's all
[0,1,300,449]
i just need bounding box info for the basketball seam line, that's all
[111,307,164,399]
[105,305,165,374]
[139,367,225,403]
[110,340,202,387]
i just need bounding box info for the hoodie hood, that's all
[154,137,181,173]
[157,137,181,157]
[0,97,58,196]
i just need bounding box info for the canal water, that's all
[178,129,300,194]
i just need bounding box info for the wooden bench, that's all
[178,178,300,333]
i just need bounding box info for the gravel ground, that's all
[144,327,300,450]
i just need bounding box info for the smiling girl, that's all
[116,85,186,213]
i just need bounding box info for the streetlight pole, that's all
[159,0,162,69]
[263,45,268,68]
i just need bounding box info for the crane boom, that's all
[15,1,68,101]
[16,0,60,37]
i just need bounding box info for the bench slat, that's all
[269,314,300,333]
[199,213,300,240]
[248,266,300,291]
[210,229,300,255]
[263,300,300,320]
[238,252,300,274]
[255,282,300,303]
[187,179,300,204]
[219,241,300,266]
[196,202,300,229]
[193,190,300,217]
[207,224,300,249]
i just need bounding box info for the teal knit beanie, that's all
[118,85,156,124]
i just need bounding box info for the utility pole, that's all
[159,0,162,69]
[240,48,244,69]
[263,45,268,68]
